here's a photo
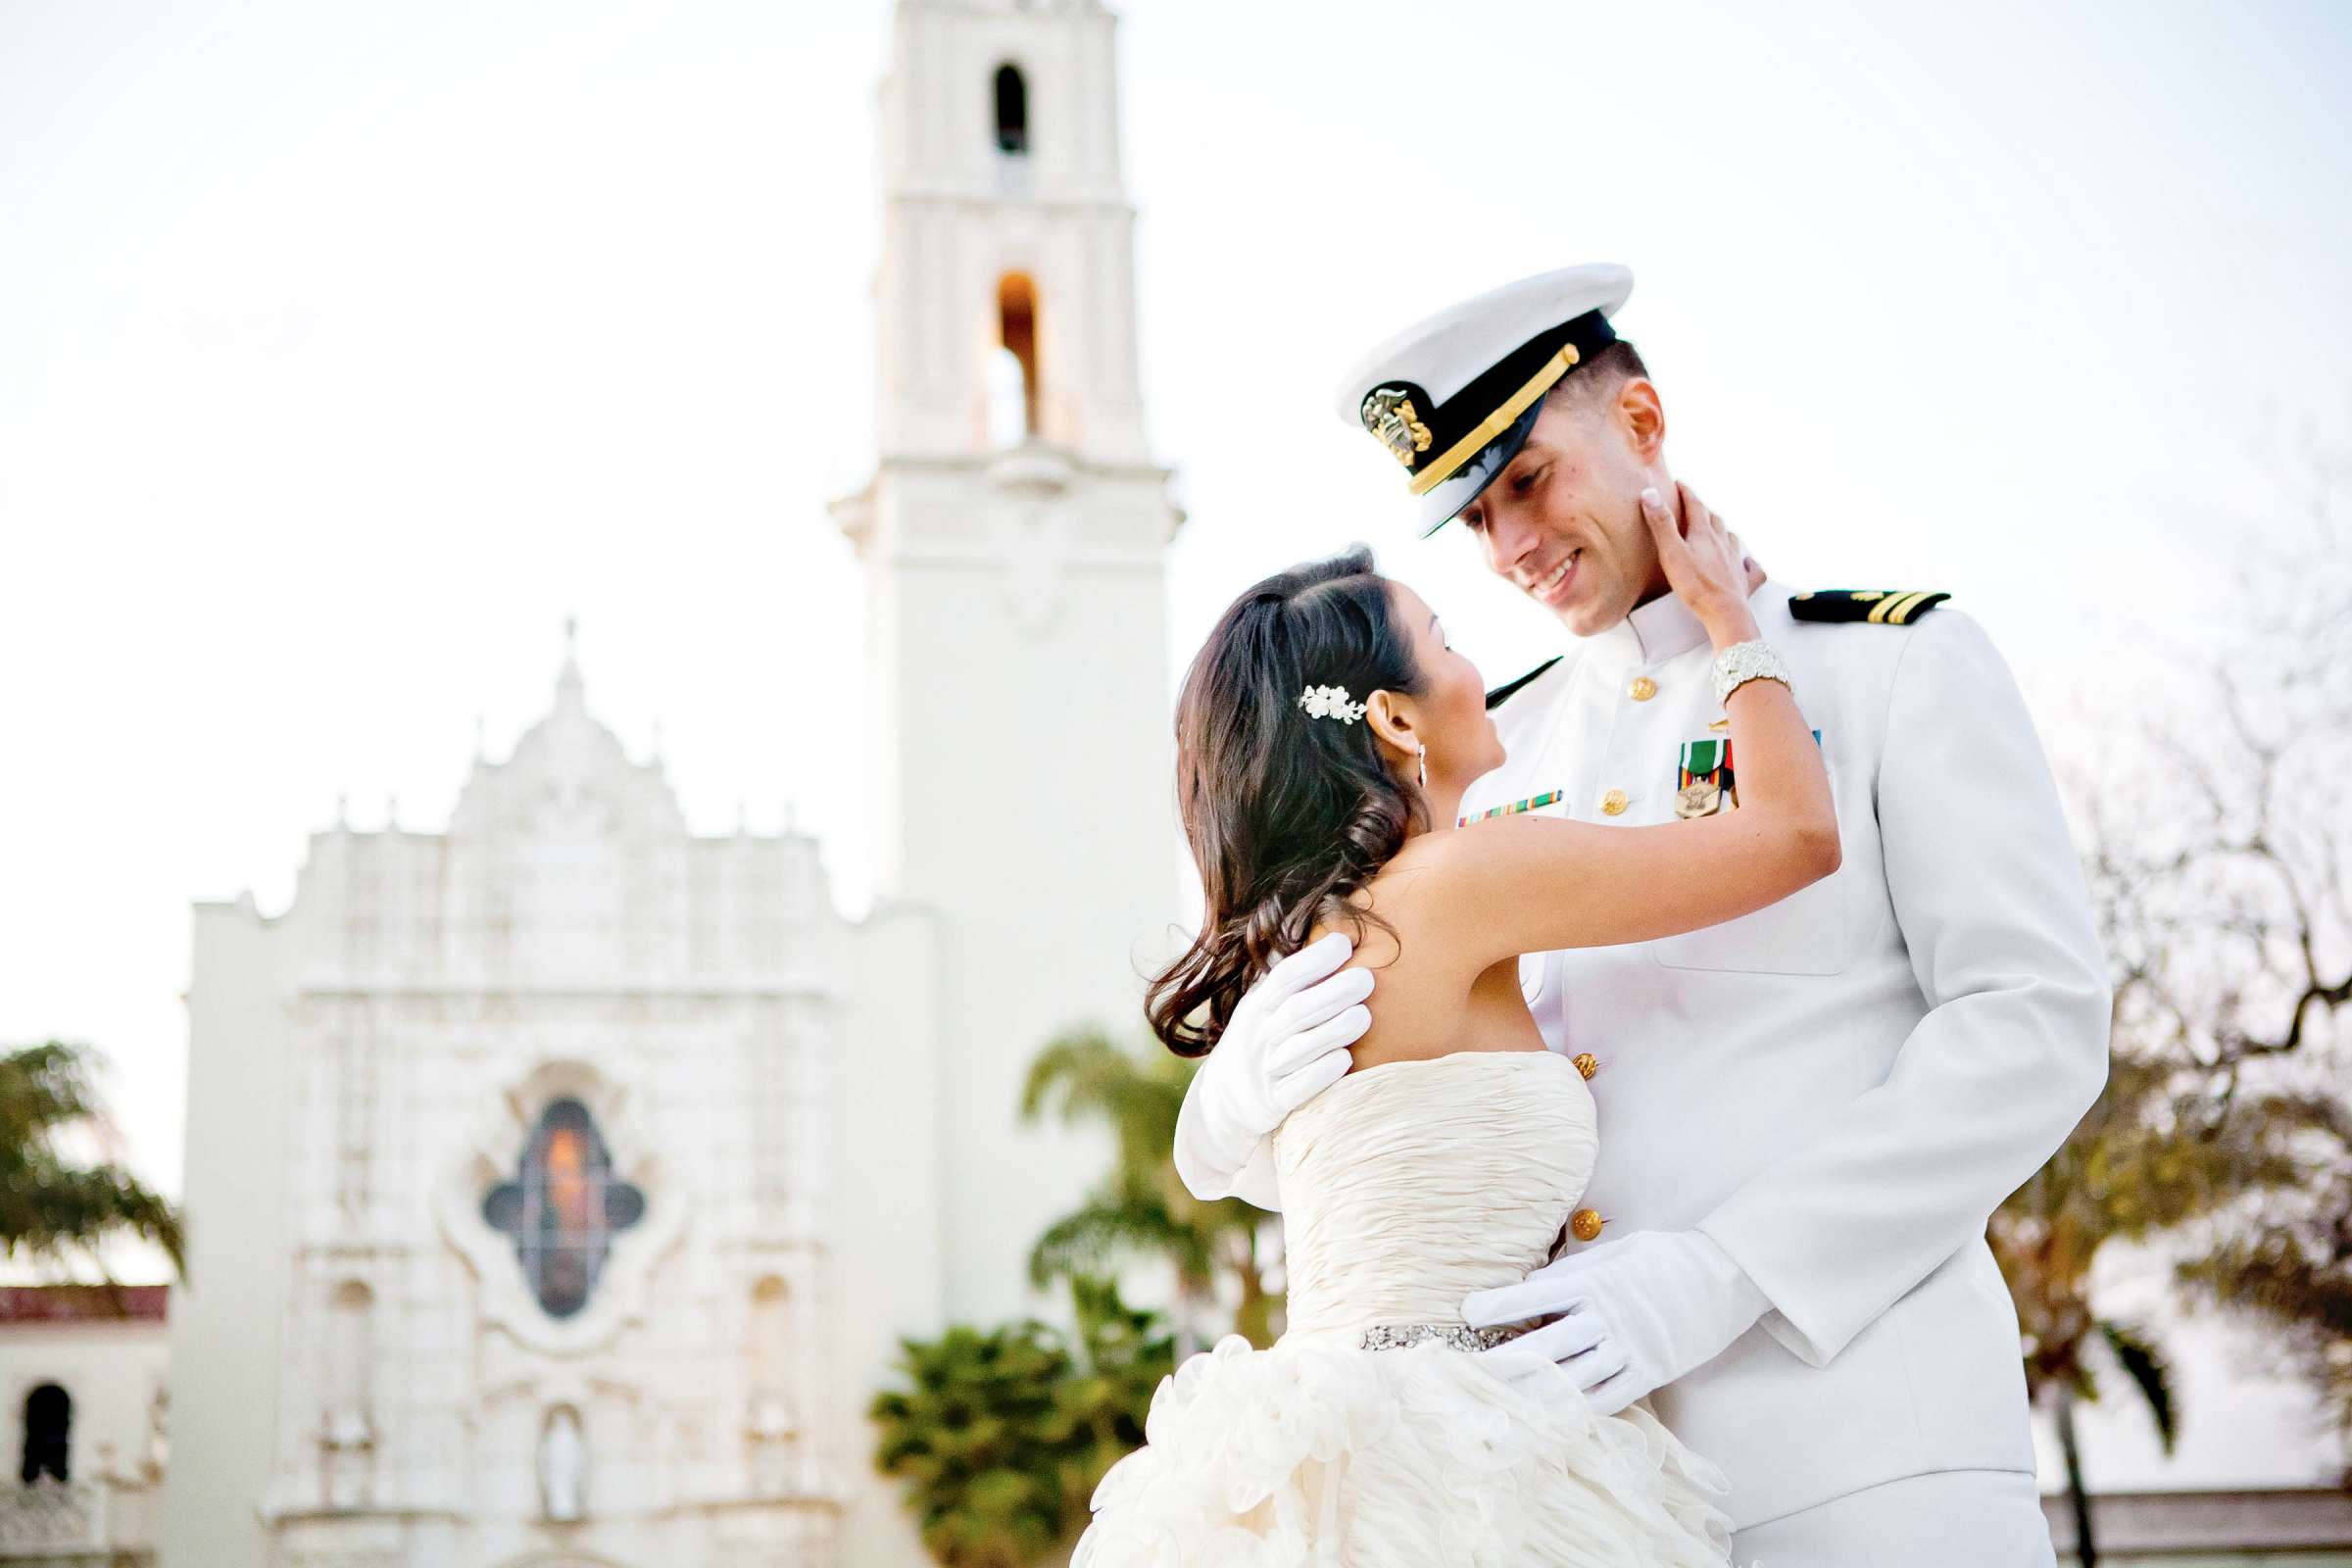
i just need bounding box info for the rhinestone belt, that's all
[1358,1322,1525,1353]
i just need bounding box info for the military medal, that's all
[1674,780,1723,819]
[1676,737,1735,816]
[1672,730,1825,817]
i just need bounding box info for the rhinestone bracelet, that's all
[1709,639,1793,707]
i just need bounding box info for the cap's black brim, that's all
[1415,400,1545,538]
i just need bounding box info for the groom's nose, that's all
[1482,508,1542,579]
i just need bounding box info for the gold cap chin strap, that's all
[1406,343,1581,497]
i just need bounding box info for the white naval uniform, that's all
[1454,583,2109,1547]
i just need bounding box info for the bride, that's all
[1073,488,1838,1566]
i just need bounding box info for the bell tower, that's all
[867,0,1150,465]
[833,0,1181,1329]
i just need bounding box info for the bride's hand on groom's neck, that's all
[1643,481,1762,648]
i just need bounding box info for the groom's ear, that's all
[1362,689,1420,760]
[1614,377,1666,463]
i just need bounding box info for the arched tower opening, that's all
[751,1275,791,1396]
[993,64,1028,156]
[994,271,1041,442]
[325,1280,373,1424]
[20,1383,70,1484]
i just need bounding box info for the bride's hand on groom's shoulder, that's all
[1642,482,1764,647]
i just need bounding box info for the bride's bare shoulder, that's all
[1305,834,1484,968]
[1303,835,1537,1070]
[1374,828,1486,906]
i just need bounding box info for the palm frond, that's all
[0,1042,105,1140]
[1026,1199,1204,1290]
[2100,1318,2178,1453]
[0,1042,185,1279]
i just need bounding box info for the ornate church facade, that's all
[0,3,1183,1565]
[165,645,856,1568]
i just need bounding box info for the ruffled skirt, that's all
[1073,1333,1732,1567]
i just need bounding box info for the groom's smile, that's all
[1459,387,1673,637]
[1525,548,1581,608]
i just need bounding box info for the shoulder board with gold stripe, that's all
[1485,655,1564,710]
[1788,589,1949,625]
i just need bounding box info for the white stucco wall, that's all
[0,1297,171,1560]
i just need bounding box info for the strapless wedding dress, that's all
[1074,1051,1731,1566]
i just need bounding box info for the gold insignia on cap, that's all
[1362,388,1433,469]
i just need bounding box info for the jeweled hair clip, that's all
[1298,684,1368,724]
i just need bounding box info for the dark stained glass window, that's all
[482,1099,645,1319]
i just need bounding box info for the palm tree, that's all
[0,1041,183,1282]
[1019,1028,1281,1348]
[1040,1275,1175,1522]
[870,1319,1075,1568]
[1991,1050,2312,1565]
[869,1276,1174,1567]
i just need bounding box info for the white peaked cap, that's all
[1333,263,1635,536]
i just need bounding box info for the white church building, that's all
[0,3,1180,1564]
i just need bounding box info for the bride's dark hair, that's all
[1147,546,1429,1056]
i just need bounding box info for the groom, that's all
[1173,264,2109,1563]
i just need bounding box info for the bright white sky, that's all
[3,0,2348,1487]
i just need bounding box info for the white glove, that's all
[1171,931,1373,1208]
[1462,1229,1769,1416]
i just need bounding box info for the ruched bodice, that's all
[1078,1048,1730,1564]
[1272,1051,1597,1340]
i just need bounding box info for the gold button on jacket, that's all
[1600,789,1629,816]
[1571,1053,1598,1080]
[1570,1208,1605,1242]
[1628,675,1657,702]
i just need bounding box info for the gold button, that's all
[1600,789,1629,816]
[1570,1208,1605,1242]
[1628,676,1657,702]
[1572,1053,1598,1080]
